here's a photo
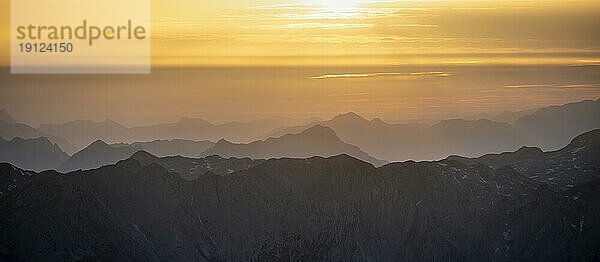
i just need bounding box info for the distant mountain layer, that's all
[58,139,217,173]
[4,98,600,162]
[1,129,598,260]
[466,108,538,124]
[516,99,600,149]
[201,125,387,166]
[0,111,76,155]
[38,117,319,150]
[448,129,600,191]
[0,137,69,172]
[39,119,131,150]
[130,139,215,158]
[58,140,137,172]
[269,99,600,161]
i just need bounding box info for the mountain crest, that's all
[178,117,212,126]
[296,125,338,138]
[566,129,600,149]
[330,112,369,124]
[514,146,544,156]
[87,139,111,149]
[129,150,160,166]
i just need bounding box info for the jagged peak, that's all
[215,138,233,145]
[330,112,368,123]
[130,150,158,160]
[514,146,544,155]
[371,118,386,125]
[129,150,160,166]
[85,139,111,149]
[299,125,337,137]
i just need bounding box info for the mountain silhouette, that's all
[447,146,544,169]
[0,111,75,154]
[39,117,318,152]
[466,108,538,123]
[58,140,137,172]
[449,129,600,191]
[128,150,264,180]
[130,139,215,158]
[0,137,69,172]
[515,98,600,150]
[57,139,218,174]
[200,125,387,166]
[1,129,598,260]
[266,99,600,162]
[39,119,133,150]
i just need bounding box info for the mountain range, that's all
[1,98,599,171]
[1,129,598,260]
[58,140,138,172]
[448,129,600,191]
[129,139,215,158]
[57,139,217,173]
[200,125,386,166]
[0,137,69,172]
[38,116,320,150]
[57,126,384,172]
[269,99,600,161]
[0,114,76,154]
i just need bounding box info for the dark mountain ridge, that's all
[448,129,600,191]
[1,129,598,260]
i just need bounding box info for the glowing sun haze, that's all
[0,0,599,125]
[1,0,599,66]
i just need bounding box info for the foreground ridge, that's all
[0,130,598,260]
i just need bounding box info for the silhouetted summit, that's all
[130,139,214,157]
[201,125,386,166]
[129,150,160,166]
[329,112,370,125]
[58,140,137,172]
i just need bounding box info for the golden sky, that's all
[1,0,599,66]
[0,1,599,125]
